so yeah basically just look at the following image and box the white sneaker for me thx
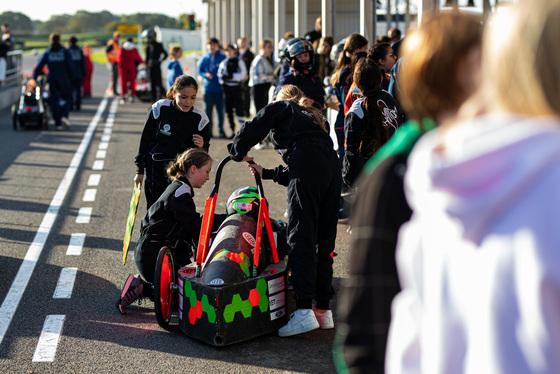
[278,309,319,337]
[254,142,266,150]
[61,117,71,129]
[313,307,334,329]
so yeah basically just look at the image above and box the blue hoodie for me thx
[197,50,226,93]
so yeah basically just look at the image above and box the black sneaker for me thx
[117,274,145,314]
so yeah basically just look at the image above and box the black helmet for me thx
[284,38,315,71]
[145,29,156,40]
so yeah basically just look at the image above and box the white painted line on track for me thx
[0,97,110,346]
[66,233,86,256]
[76,207,93,223]
[101,135,111,142]
[32,315,66,362]
[98,142,109,150]
[53,268,78,299]
[96,150,107,159]
[82,188,97,202]
[103,128,112,135]
[87,174,101,186]
[92,160,104,170]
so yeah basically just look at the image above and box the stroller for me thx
[12,76,50,130]
[135,66,152,102]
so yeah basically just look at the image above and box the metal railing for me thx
[2,49,24,89]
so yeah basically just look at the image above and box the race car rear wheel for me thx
[154,246,176,329]
[11,104,17,130]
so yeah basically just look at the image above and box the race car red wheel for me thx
[154,246,177,329]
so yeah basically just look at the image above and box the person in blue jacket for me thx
[33,33,74,130]
[197,38,226,137]
[166,46,183,90]
[66,36,86,111]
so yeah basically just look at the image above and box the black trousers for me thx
[241,80,251,116]
[251,83,271,113]
[71,78,83,110]
[111,62,119,94]
[223,84,243,131]
[149,66,165,102]
[135,234,193,284]
[286,140,342,310]
[144,156,171,209]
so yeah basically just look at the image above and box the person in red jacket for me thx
[82,43,94,98]
[118,38,144,103]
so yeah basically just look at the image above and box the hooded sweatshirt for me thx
[386,114,560,374]
[118,41,144,73]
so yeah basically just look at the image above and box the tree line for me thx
[0,10,198,36]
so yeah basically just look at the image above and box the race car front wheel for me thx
[154,246,176,329]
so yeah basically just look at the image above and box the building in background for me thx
[200,0,498,56]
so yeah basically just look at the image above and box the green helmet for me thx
[226,186,260,217]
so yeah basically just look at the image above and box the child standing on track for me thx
[134,75,210,209]
[166,46,183,90]
[118,148,216,314]
[217,44,247,138]
[118,38,144,103]
[228,84,342,337]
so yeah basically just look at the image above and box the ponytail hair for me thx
[276,84,327,132]
[167,148,212,180]
[166,74,198,99]
[353,58,388,156]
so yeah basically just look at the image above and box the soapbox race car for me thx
[153,156,289,346]
[12,77,50,130]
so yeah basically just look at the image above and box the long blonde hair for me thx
[481,0,560,116]
[277,85,327,132]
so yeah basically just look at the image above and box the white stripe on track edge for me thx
[83,188,97,202]
[53,268,78,299]
[66,233,86,256]
[0,97,113,346]
[32,314,66,362]
[76,207,93,223]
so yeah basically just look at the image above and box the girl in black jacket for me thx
[228,84,342,337]
[343,58,403,187]
[134,75,210,208]
[118,148,214,314]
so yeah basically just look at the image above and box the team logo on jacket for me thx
[377,99,399,131]
[199,118,208,131]
[160,124,172,136]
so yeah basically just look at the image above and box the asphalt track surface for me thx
[0,55,352,373]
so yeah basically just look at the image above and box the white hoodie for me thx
[386,114,560,374]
